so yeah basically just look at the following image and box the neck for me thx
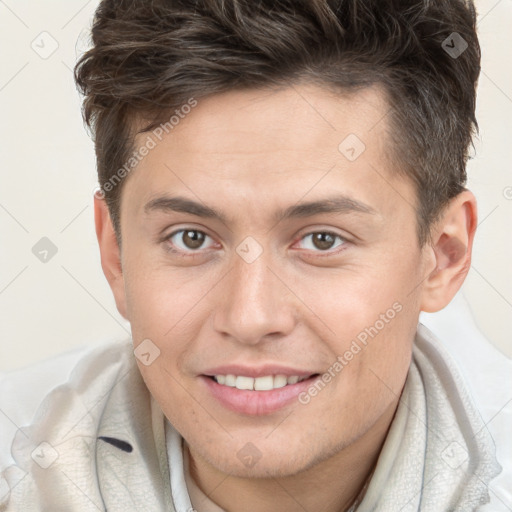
[186,398,399,512]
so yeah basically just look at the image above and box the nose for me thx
[213,248,297,346]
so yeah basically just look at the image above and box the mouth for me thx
[201,372,321,415]
[209,373,315,390]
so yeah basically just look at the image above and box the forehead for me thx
[122,83,415,228]
[157,83,392,161]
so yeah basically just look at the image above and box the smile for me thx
[212,374,311,391]
[203,373,321,415]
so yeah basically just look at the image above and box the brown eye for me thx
[298,232,346,253]
[166,229,213,253]
[181,230,205,249]
[312,232,336,250]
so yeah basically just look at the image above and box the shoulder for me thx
[0,338,133,471]
[419,295,512,511]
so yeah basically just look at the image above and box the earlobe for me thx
[94,192,128,319]
[419,190,477,313]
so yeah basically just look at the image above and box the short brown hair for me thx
[75,0,481,246]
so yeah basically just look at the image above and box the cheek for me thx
[311,253,421,410]
[124,261,214,386]
[312,256,419,341]
[123,255,203,334]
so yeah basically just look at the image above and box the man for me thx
[1,0,510,510]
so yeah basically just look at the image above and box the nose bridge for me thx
[214,246,295,345]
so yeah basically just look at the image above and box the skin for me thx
[94,83,477,512]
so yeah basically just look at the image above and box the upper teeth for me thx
[214,374,308,390]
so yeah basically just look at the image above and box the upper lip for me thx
[201,364,318,378]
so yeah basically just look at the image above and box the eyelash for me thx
[162,229,348,258]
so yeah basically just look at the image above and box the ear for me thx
[94,191,128,320]
[420,190,477,313]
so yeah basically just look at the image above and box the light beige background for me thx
[0,0,511,371]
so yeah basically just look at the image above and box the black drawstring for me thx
[97,436,133,453]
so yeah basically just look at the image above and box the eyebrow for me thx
[144,194,377,224]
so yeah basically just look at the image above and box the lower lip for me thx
[201,375,319,415]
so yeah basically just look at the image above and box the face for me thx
[115,83,431,478]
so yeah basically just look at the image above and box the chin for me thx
[217,456,313,479]
[193,436,327,479]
